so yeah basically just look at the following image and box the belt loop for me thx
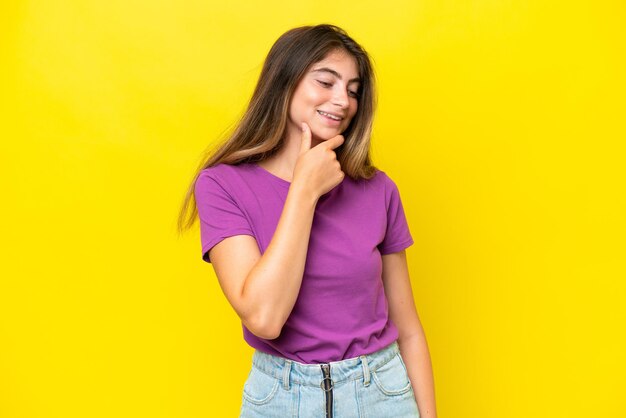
[360,355,371,387]
[282,359,292,390]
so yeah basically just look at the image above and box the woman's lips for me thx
[317,110,342,126]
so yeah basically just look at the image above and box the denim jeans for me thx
[239,340,420,417]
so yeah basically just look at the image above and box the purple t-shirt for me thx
[194,162,414,364]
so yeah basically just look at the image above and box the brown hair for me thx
[177,24,378,234]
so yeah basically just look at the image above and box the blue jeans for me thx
[239,340,420,417]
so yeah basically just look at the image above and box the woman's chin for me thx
[311,127,343,141]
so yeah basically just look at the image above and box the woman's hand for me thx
[292,122,345,199]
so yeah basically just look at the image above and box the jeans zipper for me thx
[320,363,333,418]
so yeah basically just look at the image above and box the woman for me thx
[178,24,437,418]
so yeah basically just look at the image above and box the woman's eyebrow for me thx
[311,67,361,84]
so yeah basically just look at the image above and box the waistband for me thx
[251,341,400,389]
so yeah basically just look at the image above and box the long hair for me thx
[177,24,378,234]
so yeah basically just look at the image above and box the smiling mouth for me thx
[317,110,344,121]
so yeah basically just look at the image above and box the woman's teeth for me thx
[318,110,341,121]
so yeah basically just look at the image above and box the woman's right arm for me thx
[207,123,345,340]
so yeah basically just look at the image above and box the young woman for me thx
[178,24,436,418]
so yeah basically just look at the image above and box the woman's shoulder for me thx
[355,166,395,187]
[354,168,406,203]
[195,163,255,196]
[197,162,257,184]
[199,162,249,176]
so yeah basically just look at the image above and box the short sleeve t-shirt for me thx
[194,162,414,364]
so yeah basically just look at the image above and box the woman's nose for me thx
[331,86,349,108]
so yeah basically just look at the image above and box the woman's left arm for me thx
[382,250,437,418]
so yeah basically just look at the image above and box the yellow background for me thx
[2,1,625,417]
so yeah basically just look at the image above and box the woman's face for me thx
[288,49,360,143]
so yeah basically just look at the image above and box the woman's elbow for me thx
[242,314,282,340]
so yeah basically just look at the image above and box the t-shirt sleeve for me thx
[377,175,414,255]
[194,171,255,264]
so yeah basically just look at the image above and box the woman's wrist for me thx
[289,180,320,206]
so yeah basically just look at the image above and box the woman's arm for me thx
[207,124,345,340]
[208,184,318,340]
[382,250,437,418]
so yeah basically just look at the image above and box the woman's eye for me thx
[317,80,359,99]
